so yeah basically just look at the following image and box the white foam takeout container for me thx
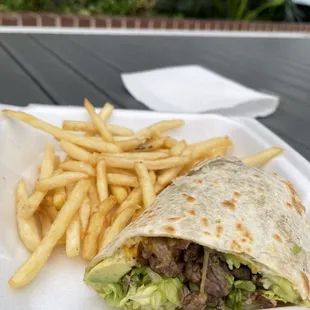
[0,104,310,310]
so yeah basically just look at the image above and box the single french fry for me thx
[54,155,60,168]
[108,124,133,137]
[132,205,144,220]
[96,160,109,202]
[155,183,165,195]
[42,198,58,222]
[136,120,185,137]
[106,167,136,176]
[53,187,66,210]
[101,206,136,249]
[157,166,183,187]
[79,196,91,240]
[113,187,142,220]
[210,146,229,158]
[189,136,232,148]
[39,211,52,238]
[170,140,186,156]
[99,102,114,121]
[104,156,190,170]
[107,173,139,187]
[165,137,178,148]
[100,151,168,160]
[116,137,147,152]
[135,136,167,152]
[89,177,100,213]
[16,179,41,252]
[63,120,133,136]
[99,225,110,251]
[82,212,105,259]
[149,170,156,184]
[242,147,284,167]
[59,140,96,166]
[59,160,96,176]
[36,172,88,192]
[82,196,117,260]
[110,185,128,204]
[19,144,55,219]
[9,179,90,288]
[3,110,120,153]
[66,214,81,257]
[135,162,156,208]
[84,98,114,142]
[189,137,232,160]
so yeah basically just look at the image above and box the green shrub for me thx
[0,0,303,21]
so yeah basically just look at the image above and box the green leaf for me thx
[235,0,248,20]
[225,288,243,310]
[292,244,302,255]
[234,280,256,292]
[244,0,285,21]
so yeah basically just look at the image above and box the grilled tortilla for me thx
[85,157,310,309]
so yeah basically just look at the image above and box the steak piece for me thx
[256,294,277,308]
[181,292,207,310]
[138,238,184,277]
[231,266,251,280]
[205,254,233,298]
[185,262,202,283]
[184,243,203,263]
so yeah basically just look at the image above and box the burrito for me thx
[84,157,310,309]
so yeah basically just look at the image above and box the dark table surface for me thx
[1,33,310,159]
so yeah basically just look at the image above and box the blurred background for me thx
[1,0,310,23]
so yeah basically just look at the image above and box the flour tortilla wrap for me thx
[85,157,310,308]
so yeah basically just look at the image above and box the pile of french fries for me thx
[3,100,284,289]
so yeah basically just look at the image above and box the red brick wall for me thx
[1,12,310,32]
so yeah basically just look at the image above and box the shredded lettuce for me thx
[264,276,299,303]
[94,267,182,310]
[226,288,243,310]
[234,280,256,292]
[225,254,241,270]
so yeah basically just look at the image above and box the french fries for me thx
[63,120,133,136]
[114,187,142,219]
[136,120,185,137]
[110,185,128,204]
[36,172,88,192]
[101,206,137,249]
[82,196,117,260]
[104,156,191,170]
[59,140,96,166]
[84,98,114,142]
[242,147,284,167]
[53,186,67,211]
[5,99,285,289]
[99,102,114,121]
[115,137,147,152]
[66,214,81,257]
[9,179,90,288]
[19,143,55,219]
[79,196,91,239]
[107,173,139,187]
[136,136,167,152]
[135,162,156,208]
[59,160,96,176]
[16,179,41,252]
[100,152,168,160]
[96,160,109,202]
[3,110,120,153]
